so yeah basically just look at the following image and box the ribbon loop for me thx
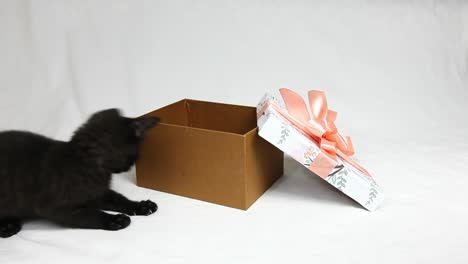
[308,90,328,123]
[277,88,369,177]
[279,88,311,123]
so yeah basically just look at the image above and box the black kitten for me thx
[0,109,159,238]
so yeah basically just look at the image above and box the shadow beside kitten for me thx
[0,109,159,238]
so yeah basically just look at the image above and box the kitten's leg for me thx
[39,206,131,231]
[97,190,158,216]
[0,217,22,238]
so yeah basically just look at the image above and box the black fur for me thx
[0,109,159,238]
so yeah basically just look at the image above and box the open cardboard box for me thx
[136,99,284,210]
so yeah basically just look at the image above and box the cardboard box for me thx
[136,99,284,210]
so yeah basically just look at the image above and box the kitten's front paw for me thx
[133,200,158,216]
[0,221,21,238]
[104,214,131,231]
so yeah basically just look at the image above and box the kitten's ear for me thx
[132,117,160,137]
[88,108,121,123]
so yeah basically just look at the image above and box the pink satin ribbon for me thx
[258,88,371,178]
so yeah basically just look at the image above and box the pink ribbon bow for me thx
[259,88,371,178]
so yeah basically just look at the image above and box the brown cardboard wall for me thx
[244,128,284,207]
[185,100,257,135]
[145,99,257,135]
[137,99,284,210]
[137,122,247,209]
[145,100,188,126]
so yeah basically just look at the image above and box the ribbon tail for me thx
[345,136,355,156]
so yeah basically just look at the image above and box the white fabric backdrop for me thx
[1,1,467,263]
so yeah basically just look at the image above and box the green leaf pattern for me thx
[327,165,347,190]
[277,125,290,144]
[365,184,379,206]
[303,147,320,167]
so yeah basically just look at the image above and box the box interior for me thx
[145,99,258,135]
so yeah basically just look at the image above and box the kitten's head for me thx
[72,108,159,173]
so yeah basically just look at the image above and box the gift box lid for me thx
[256,88,384,211]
